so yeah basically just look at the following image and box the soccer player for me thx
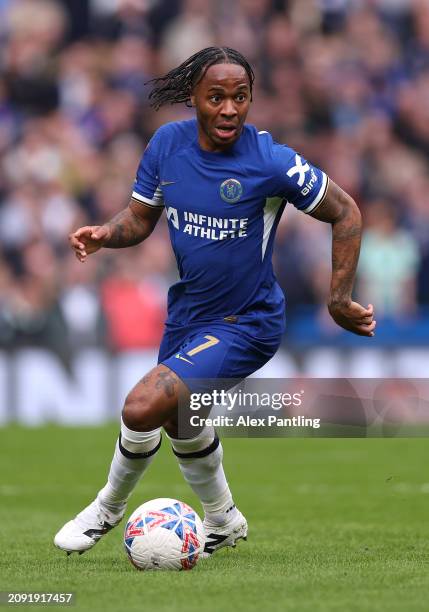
[54,47,376,556]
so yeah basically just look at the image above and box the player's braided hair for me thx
[147,47,255,110]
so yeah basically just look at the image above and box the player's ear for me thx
[190,94,196,107]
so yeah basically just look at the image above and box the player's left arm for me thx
[310,179,376,337]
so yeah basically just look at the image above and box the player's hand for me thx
[68,225,111,262]
[327,300,376,337]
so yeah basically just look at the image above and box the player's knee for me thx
[122,391,159,432]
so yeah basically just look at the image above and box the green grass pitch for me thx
[0,425,428,611]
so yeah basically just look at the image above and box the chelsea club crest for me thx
[220,178,243,203]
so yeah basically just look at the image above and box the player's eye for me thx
[236,93,247,102]
[210,95,222,103]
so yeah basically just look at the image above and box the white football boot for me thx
[202,506,248,557]
[54,497,126,555]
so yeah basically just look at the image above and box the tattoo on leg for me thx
[155,371,178,398]
[139,373,152,386]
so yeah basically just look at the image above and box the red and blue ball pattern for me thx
[124,498,205,570]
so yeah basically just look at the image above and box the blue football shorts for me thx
[158,320,282,393]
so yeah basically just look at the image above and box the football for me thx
[123,498,205,570]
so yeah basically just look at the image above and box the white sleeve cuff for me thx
[132,185,164,208]
[301,173,329,214]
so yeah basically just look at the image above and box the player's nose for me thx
[220,98,238,117]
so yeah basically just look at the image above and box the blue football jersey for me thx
[132,119,328,338]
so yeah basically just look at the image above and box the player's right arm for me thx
[69,201,162,262]
[70,126,168,262]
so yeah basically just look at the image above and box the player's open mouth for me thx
[214,126,237,140]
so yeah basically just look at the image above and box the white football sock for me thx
[167,426,237,519]
[98,419,161,513]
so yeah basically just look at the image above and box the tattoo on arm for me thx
[104,207,150,248]
[310,180,362,305]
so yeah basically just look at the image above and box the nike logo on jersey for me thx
[175,353,194,365]
[160,180,177,186]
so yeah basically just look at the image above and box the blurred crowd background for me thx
[1,0,428,358]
